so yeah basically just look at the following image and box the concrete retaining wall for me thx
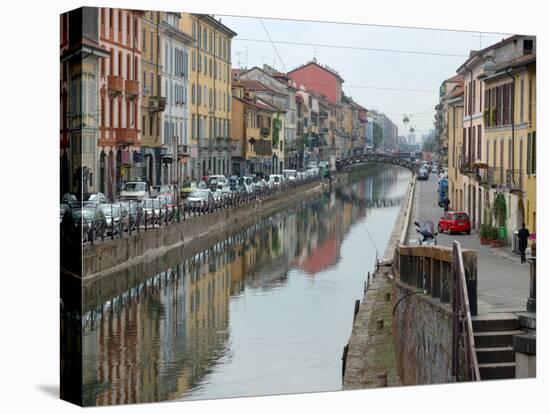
[392,280,453,385]
[82,180,323,279]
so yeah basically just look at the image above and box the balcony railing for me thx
[114,128,138,144]
[107,75,124,94]
[125,80,140,97]
[177,144,189,156]
[506,169,524,192]
[148,96,166,112]
[459,155,475,174]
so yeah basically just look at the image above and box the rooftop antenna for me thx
[472,32,492,49]
[245,46,249,68]
[236,51,243,69]
[314,46,317,61]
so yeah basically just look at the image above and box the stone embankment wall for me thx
[392,280,453,385]
[343,173,416,389]
[82,180,324,279]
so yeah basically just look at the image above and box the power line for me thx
[213,13,513,37]
[234,38,469,58]
[258,18,287,72]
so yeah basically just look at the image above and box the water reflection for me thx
[82,165,411,405]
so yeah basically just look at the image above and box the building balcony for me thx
[319,111,328,119]
[114,128,138,145]
[148,96,166,112]
[506,169,524,192]
[177,144,189,156]
[108,75,124,94]
[125,80,140,97]
[458,155,476,175]
[260,127,270,137]
[253,138,272,156]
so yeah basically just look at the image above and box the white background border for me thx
[0,0,546,413]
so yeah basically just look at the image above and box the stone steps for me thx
[478,362,516,380]
[472,313,520,332]
[475,346,514,364]
[474,329,524,348]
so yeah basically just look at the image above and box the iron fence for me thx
[61,175,321,245]
[506,169,524,191]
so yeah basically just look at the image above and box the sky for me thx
[214,14,513,140]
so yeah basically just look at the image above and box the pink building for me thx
[98,8,144,200]
[287,59,344,105]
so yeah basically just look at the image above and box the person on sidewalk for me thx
[443,197,450,212]
[518,223,530,263]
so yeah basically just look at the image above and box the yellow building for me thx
[179,14,237,179]
[446,84,466,211]
[482,53,536,238]
[231,80,279,176]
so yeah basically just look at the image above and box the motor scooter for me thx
[413,220,438,245]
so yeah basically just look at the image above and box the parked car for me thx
[86,192,108,205]
[98,203,123,235]
[282,169,298,182]
[306,167,320,178]
[61,193,78,205]
[438,211,471,235]
[140,198,162,224]
[73,206,107,242]
[119,181,153,200]
[180,181,195,200]
[117,200,140,231]
[60,203,70,224]
[418,168,429,181]
[186,189,213,210]
[307,161,318,169]
[318,161,329,169]
[267,174,284,188]
[438,177,449,206]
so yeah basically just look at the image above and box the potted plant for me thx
[480,224,490,245]
[490,227,500,247]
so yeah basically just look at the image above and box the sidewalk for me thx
[407,175,530,315]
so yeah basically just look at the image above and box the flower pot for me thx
[480,237,489,245]
[490,239,500,248]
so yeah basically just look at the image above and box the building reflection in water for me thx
[82,165,409,406]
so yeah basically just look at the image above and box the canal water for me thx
[81,165,412,406]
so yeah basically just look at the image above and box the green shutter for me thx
[527,132,532,175]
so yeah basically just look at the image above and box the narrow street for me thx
[408,173,530,314]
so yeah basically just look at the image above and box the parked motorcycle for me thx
[413,220,438,245]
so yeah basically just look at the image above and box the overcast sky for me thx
[214,14,512,139]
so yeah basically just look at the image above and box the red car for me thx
[438,211,471,235]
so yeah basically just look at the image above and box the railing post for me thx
[527,257,536,312]
[440,260,451,303]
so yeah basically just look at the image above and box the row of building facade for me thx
[60,7,398,201]
[435,35,536,243]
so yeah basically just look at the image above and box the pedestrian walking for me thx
[518,223,530,263]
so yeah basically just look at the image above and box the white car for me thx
[267,174,284,187]
[208,175,226,187]
[282,169,297,181]
[318,161,329,169]
[186,189,213,209]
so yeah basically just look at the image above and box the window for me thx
[477,125,481,161]
[117,51,122,76]
[192,51,196,71]
[142,28,146,50]
[524,39,534,55]
[204,55,207,74]
[149,115,153,136]
[192,114,196,138]
[528,78,533,125]
[520,78,525,124]
[150,32,154,60]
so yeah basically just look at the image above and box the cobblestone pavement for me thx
[407,174,530,314]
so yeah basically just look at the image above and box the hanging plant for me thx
[272,114,281,147]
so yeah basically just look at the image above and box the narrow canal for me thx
[81,165,412,406]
